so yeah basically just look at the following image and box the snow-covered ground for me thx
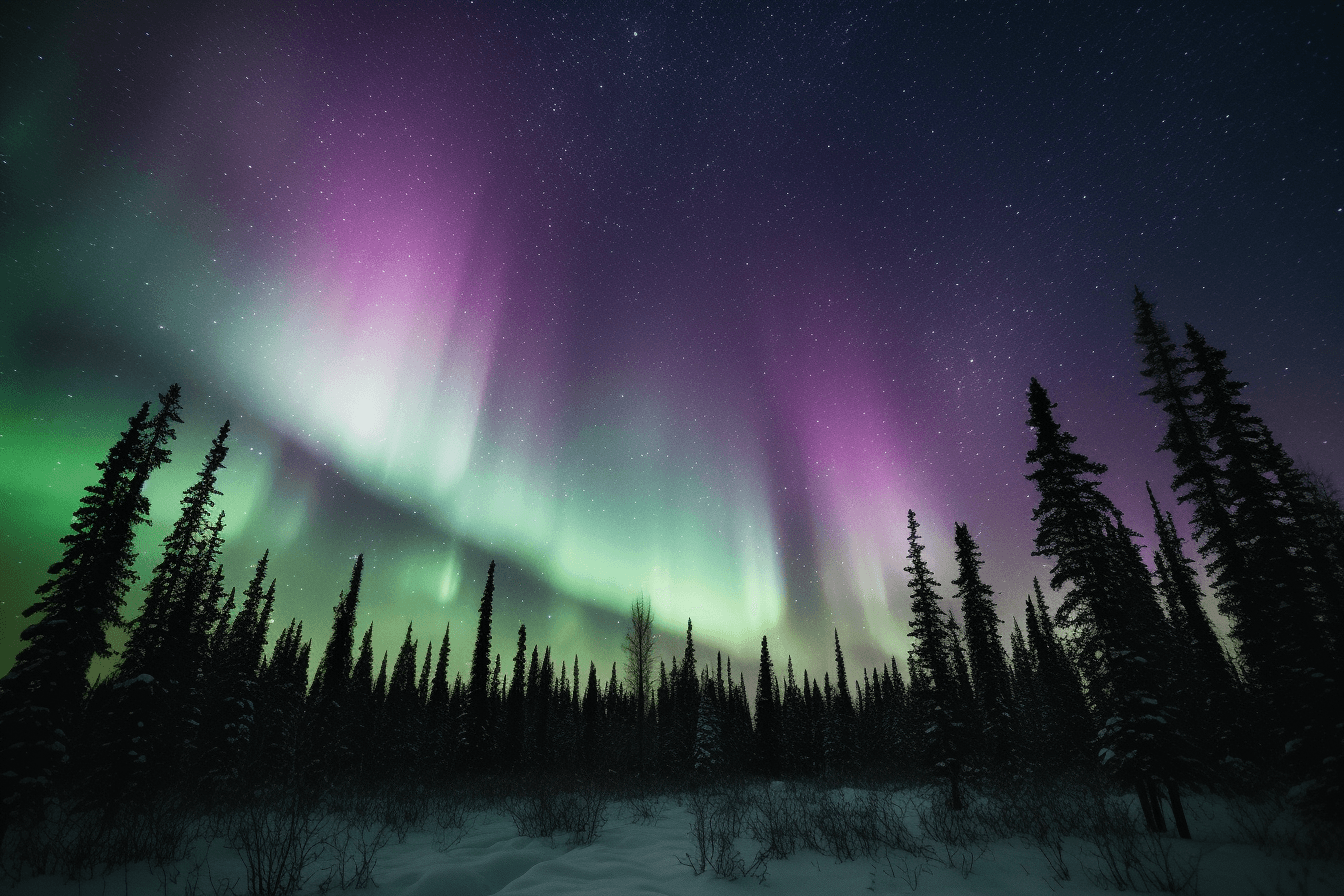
[4,784,1340,895]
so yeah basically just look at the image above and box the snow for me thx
[4,786,1340,896]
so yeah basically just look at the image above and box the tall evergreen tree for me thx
[118,422,230,683]
[310,555,365,708]
[754,636,780,775]
[904,510,963,806]
[779,657,807,776]
[90,422,230,805]
[198,552,277,793]
[1134,291,1336,770]
[306,554,365,780]
[823,630,856,775]
[1026,378,1191,835]
[425,623,451,771]
[1185,327,1332,759]
[462,562,496,765]
[952,523,1014,764]
[0,388,180,829]
[348,623,377,779]
[253,619,312,788]
[1132,289,1234,560]
[385,624,421,773]
[581,661,602,768]
[1024,582,1093,768]
[1146,483,1237,756]
[504,625,527,768]
[692,672,725,776]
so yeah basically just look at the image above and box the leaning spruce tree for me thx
[0,387,180,832]
[85,421,230,807]
[1184,327,1333,757]
[1133,291,1339,777]
[1025,377,1192,836]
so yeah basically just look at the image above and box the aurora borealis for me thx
[2,1,1341,685]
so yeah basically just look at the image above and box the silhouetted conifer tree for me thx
[1134,291,1338,774]
[824,631,857,775]
[693,671,725,775]
[198,552,276,793]
[1023,582,1093,770]
[1026,378,1191,835]
[1146,483,1238,759]
[0,388,180,830]
[1185,327,1332,763]
[348,623,376,779]
[309,555,364,709]
[306,554,364,781]
[119,422,230,683]
[462,562,496,765]
[780,657,807,776]
[582,661,602,768]
[905,510,963,806]
[952,523,1014,765]
[91,421,229,805]
[424,623,451,772]
[254,619,311,787]
[503,625,527,768]
[385,624,421,773]
[754,636,780,775]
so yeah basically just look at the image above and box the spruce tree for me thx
[89,421,230,805]
[582,661,602,768]
[754,636,780,776]
[823,630,857,775]
[1185,327,1331,759]
[904,510,963,806]
[1024,582,1093,768]
[253,619,311,788]
[198,552,276,793]
[952,523,1014,765]
[462,562,496,765]
[1132,289,1234,557]
[119,421,230,683]
[306,555,365,781]
[1135,291,1337,769]
[504,625,528,768]
[425,623,451,772]
[693,674,726,775]
[0,388,180,829]
[780,657,806,776]
[1026,378,1190,835]
[1146,483,1237,757]
[417,641,433,707]
[385,624,421,773]
[348,624,376,780]
[310,555,365,708]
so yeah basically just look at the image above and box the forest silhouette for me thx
[1,289,1339,887]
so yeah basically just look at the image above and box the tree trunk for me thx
[1146,779,1168,832]
[1166,779,1191,839]
[1136,780,1158,832]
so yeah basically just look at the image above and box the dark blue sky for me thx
[2,0,1341,682]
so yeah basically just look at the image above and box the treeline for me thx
[1,289,1340,842]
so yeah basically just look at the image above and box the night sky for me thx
[2,1,1341,687]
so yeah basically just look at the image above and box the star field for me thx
[1,0,1340,682]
